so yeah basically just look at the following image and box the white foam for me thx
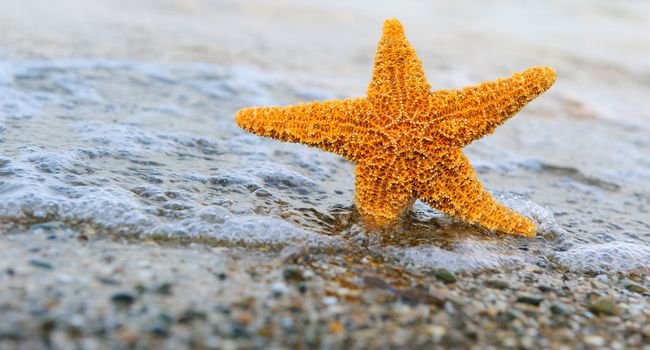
[554,241,650,274]
[217,216,345,248]
[497,193,567,238]
[390,241,528,272]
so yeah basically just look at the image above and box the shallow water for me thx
[1,1,649,274]
[1,58,648,274]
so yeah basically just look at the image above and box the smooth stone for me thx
[283,268,305,283]
[516,294,544,306]
[363,275,391,290]
[623,282,648,295]
[588,298,620,316]
[29,259,53,270]
[550,303,568,315]
[29,222,66,232]
[111,293,136,306]
[485,279,509,290]
[433,269,457,284]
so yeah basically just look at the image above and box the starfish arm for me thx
[367,19,432,118]
[354,156,415,225]
[429,67,556,147]
[415,149,537,237]
[235,98,371,161]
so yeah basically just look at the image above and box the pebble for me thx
[179,310,207,323]
[516,294,544,306]
[397,285,445,306]
[550,303,569,315]
[283,267,305,283]
[623,282,648,295]
[29,222,66,233]
[155,282,174,295]
[485,279,510,290]
[29,259,53,270]
[434,269,457,284]
[584,335,605,347]
[428,325,446,341]
[56,274,73,284]
[111,293,136,306]
[595,274,609,283]
[271,282,288,297]
[496,310,517,325]
[329,321,344,333]
[588,298,620,316]
[363,275,391,290]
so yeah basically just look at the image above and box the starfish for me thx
[235,19,556,237]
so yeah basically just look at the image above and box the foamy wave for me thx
[390,241,528,272]
[554,241,650,273]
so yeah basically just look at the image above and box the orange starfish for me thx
[235,19,556,237]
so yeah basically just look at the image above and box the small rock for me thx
[537,285,554,293]
[588,298,620,316]
[363,275,391,290]
[516,294,544,306]
[550,303,568,315]
[329,321,344,333]
[271,282,288,297]
[433,269,457,284]
[495,310,517,325]
[178,310,207,323]
[397,286,445,306]
[283,268,305,283]
[150,325,168,337]
[427,325,446,341]
[155,282,173,295]
[623,282,648,295]
[111,292,136,306]
[595,274,609,283]
[485,279,509,290]
[29,222,66,233]
[583,335,605,347]
[56,274,73,284]
[29,259,53,270]
[117,329,138,344]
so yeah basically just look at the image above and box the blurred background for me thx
[2,0,649,123]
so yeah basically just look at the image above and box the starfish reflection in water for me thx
[236,19,556,237]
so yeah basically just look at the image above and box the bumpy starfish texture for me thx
[236,19,556,237]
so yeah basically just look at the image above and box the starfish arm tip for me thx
[511,216,538,238]
[234,108,251,128]
[382,18,405,36]
[527,66,557,91]
[522,222,538,238]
